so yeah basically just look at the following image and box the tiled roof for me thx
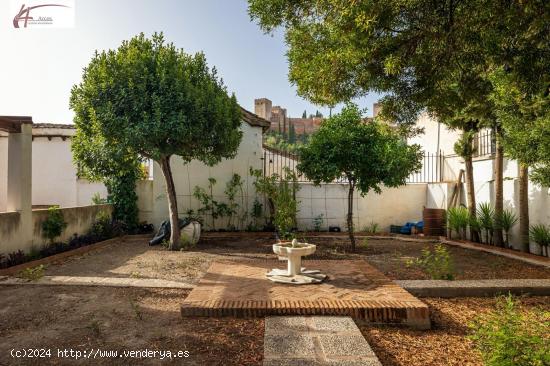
[241,107,271,130]
[33,123,75,129]
[32,107,270,131]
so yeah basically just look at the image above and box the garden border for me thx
[396,279,550,297]
[440,238,550,268]
[0,234,151,276]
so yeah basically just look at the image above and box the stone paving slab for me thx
[0,275,195,289]
[397,279,550,297]
[264,316,382,366]
[180,259,430,329]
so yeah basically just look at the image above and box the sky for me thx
[0,0,380,124]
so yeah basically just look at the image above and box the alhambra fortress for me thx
[255,98,384,136]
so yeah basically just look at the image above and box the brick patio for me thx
[181,259,430,329]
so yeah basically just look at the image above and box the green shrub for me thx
[478,202,495,244]
[363,221,379,234]
[529,224,550,256]
[313,214,324,232]
[41,206,67,244]
[91,192,107,205]
[18,265,45,281]
[447,206,469,239]
[250,167,300,239]
[497,209,518,247]
[408,243,454,280]
[469,295,549,366]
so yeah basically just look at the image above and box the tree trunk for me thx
[347,179,356,251]
[493,132,504,247]
[518,163,530,253]
[464,154,479,242]
[159,156,180,250]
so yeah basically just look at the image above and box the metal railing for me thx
[262,147,444,184]
[473,129,496,157]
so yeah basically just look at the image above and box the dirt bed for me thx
[358,296,550,366]
[0,285,263,366]
[41,235,550,283]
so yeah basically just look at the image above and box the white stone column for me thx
[7,123,33,249]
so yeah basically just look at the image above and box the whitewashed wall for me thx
[295,183,427,231]
[150,122,264,229]
[0,128,108,211]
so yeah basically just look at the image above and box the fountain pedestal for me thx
[266,240,327,284]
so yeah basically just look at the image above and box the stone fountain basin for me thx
[273,243,316,257]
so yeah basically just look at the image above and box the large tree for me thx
[71,33,242,249]
[297,105,422,250]
[248,0,550,248]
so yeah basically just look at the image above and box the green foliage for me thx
[225,173,244,230]
[359,237,369,249]
[408,244,454,280]
[313,214,324,232]
[41,206,67,244]
[179,233,196,251]
[264,131,308,153]
[91,193,107,205]
[363,221,379,234]
[71,32,242,249]
[250,167,300,239]
[497,209,518,247]
[478,203,495,244]
[297,104,422,250]
[105,173,139,231]
[529,224,550,255]
[468,295,549,366]
[18,265,45,281]
[447,206,469,240]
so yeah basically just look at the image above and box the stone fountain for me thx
[266,239,327,284]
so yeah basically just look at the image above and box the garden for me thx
[2,1,550,364]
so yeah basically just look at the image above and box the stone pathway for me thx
[397,278,550,297]
[0,275,195,289]
[263,316,382,366]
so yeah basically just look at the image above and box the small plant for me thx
[408,244,454,280]
[41,206,67,244]
[359,237,369,249]
[447,206,469,239]
[129,298,143,320]
[179,233,196,251]
[250,198,263,230]
[468,295,549,366]
[91,192,107,205]
[86,319,102,337]
[250,167,300,239]
[497,209,518,248]
[313,214,324,232]
[224,174,243,230]
[363,221,379,234]
[468,213,482,242]
[18,265,45,281]
[529,224,550,257]
[478,202,495,244]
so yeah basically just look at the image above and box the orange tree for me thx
[297,105,422,250]
[71,33,242,249]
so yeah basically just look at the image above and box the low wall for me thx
[296,183,427,232]
[31,204,113,248]
[0,211,23,254]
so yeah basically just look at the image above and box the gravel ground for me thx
[358,296,550,366]
[42,235,550,283]
[0,286,263,366]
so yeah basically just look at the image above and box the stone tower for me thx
[254,98,272,121]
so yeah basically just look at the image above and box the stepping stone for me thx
[264,316,382,366]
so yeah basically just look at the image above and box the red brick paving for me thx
[181,259,430,329]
